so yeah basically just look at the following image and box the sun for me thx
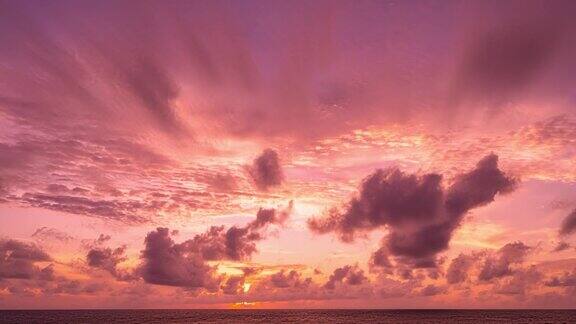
[242,282,252,293]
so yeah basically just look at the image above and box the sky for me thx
[0,0,576,309]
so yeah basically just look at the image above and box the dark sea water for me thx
[1,310,575,323]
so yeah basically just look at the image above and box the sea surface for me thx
[1,309,575,323]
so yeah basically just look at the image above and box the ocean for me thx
[1,310,575,323]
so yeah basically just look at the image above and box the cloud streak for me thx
[0,239,52,280]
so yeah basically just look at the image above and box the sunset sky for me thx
[1,0,576,309]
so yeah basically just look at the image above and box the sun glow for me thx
[242,282,252,293]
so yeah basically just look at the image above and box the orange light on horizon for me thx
[231,301,258,309]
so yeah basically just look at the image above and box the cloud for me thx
[479,242,531,281]
[0,239,52,280]
[86,245,135,281]
[450,21,562,108]
[495,266,542,296]
[120,56,183,135]
[269,270,312,289]
[446,253,477,284]
[545,269,576,287]
[31,227,74,243]
[248,201,292,230]
[553,241,571,252]
[309,154,517,268]
[19,193,150,224]
[221,276,245,295]
[559,208,576,236]
[140,227,221,290]
[419,284,447,297]
[139,204,291,288]
[207,173,237,192]
[183,203,292,262]
[248,149,284,191]
[324,265,367,290]
[377,277,417,299]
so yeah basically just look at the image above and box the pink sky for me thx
[1,0,575,309]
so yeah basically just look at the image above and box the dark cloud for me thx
[449,1,576,112]
[140,227,221,290]
[222,226,258,261]
[87,245,134,281]
[248,149,284,191]
[121,56,183,135]
[38,264,55,281]
[419,284,446,297]
[222,276,245,295]
[222,203,292,259]
[96,234,111,245]
[370,246,394,270]
[324,265,367,290]
[184,203,291,262]
[0,239,51,280]
[451,23,561,108]
[495,266,542,296]
[545,268,576,287]
[377,277,417,299]
[269,270,312,289]
[139,204,291,288]
[248,202,292,230]
[479,242,531,281]
[81,233,112,251]
[553,241,571,252]
[559,208,576,236]
[41,279,108,296]
[446,253,477,284]
[309,154,517,268]
[207,173,237,192]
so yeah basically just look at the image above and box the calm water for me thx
[1,310,575,323]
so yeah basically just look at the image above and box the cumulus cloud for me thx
[0,239,52,280]
[559,208,576,236]
[139,203,291,289]
[324,265,367,290]
[545,269,576,287]
[419,284,447,297]
[269,270,312,289]
[87,245,135,281]
[140,227,221,290]
[309,154,517,268]
[377,277,418,299]
[553,241,571,252]
[495,266,542,296]
[207,173,237,192]
[479,242,531,281]
[446,253,478,284]
[221,276,245,295]
[249,201,292,230]
[183,203,292,262]
[248,149,284,191]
